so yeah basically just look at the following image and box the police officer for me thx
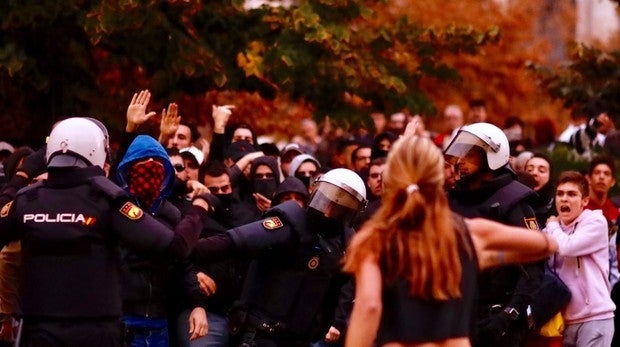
[193,168,366,347]
[444,122,543,347]
[0,117,210,347]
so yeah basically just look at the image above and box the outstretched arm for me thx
[465,218,558,271]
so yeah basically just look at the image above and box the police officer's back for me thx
[0,118,209,347]
[444,123,543,347]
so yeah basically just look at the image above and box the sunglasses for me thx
[369,173,382,179]
[207,185,232,194]
[173,164,185,172]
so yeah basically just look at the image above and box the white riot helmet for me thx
[444,122,509,171]
[308,168,367,225]
[46,117,109,168]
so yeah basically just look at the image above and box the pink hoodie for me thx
[544,209,615,324]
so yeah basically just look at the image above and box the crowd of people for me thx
[0,90,618,347]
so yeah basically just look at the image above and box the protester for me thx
[343,135,558,347]
[524,153,556,228]
[544,171,616,347]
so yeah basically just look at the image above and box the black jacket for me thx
[0,166,206,318]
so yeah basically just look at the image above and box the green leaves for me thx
[531,43,620,116]
[0,0,500,143]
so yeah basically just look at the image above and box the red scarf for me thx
[128,160,165,209]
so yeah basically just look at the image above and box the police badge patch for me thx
[308,256,320,270]
[262,217,283,230]
[524,217,539,230]
[0,201,13,218]
[119,202,144,220]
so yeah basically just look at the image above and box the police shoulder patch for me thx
[119,202,144,221]
[524,217,539,230]
[0,201,13,218]
[262,216,283,230]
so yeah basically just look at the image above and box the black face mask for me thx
[214,193,233,208]
[296,175,312,189]
[253,178,278,198]
[372,149,388,159]
[212,193,233,224]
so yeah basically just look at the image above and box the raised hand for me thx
[159,103,180,140]
[403,115,423,137]
[212,104,235,134]
[126,90,157,133]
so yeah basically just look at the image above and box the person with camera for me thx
[569,98,615,159]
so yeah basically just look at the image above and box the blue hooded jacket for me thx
[116,135,175,213]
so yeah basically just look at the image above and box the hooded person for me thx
[0,117,209,346]
[288,153,321,189]
[249,155,281,200]
[115,135,207,345]
[272,176,309,208]
[116,135,176,214]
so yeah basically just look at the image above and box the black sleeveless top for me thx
[376,213,479,344]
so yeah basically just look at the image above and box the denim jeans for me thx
[176,310,229,347]
[123,316,169,347]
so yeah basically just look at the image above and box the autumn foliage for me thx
[0,0,609,146]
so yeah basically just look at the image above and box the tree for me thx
[0,0,498,144]
[530,44,620,118]
[378,0,576,135]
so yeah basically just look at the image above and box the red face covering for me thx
[128,159,165,209]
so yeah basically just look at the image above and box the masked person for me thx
[116,135,208,345]
[250,155,281,214]
[444,122,543,347]
[0,118,209,347]
[288,154,321,191]
[192,168,366,347]
[179,160,261,347]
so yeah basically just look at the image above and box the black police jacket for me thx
[232,202,350,341]
[121,200,205,318]
[0,166,206,319]
[449,172,544,324]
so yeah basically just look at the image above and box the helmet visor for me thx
[308,181,362,224]
[444,130,495,160]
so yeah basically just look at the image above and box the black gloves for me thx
[18,147,47,179]
[476,311,512,344]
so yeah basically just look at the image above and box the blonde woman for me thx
[344,135,558,347]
